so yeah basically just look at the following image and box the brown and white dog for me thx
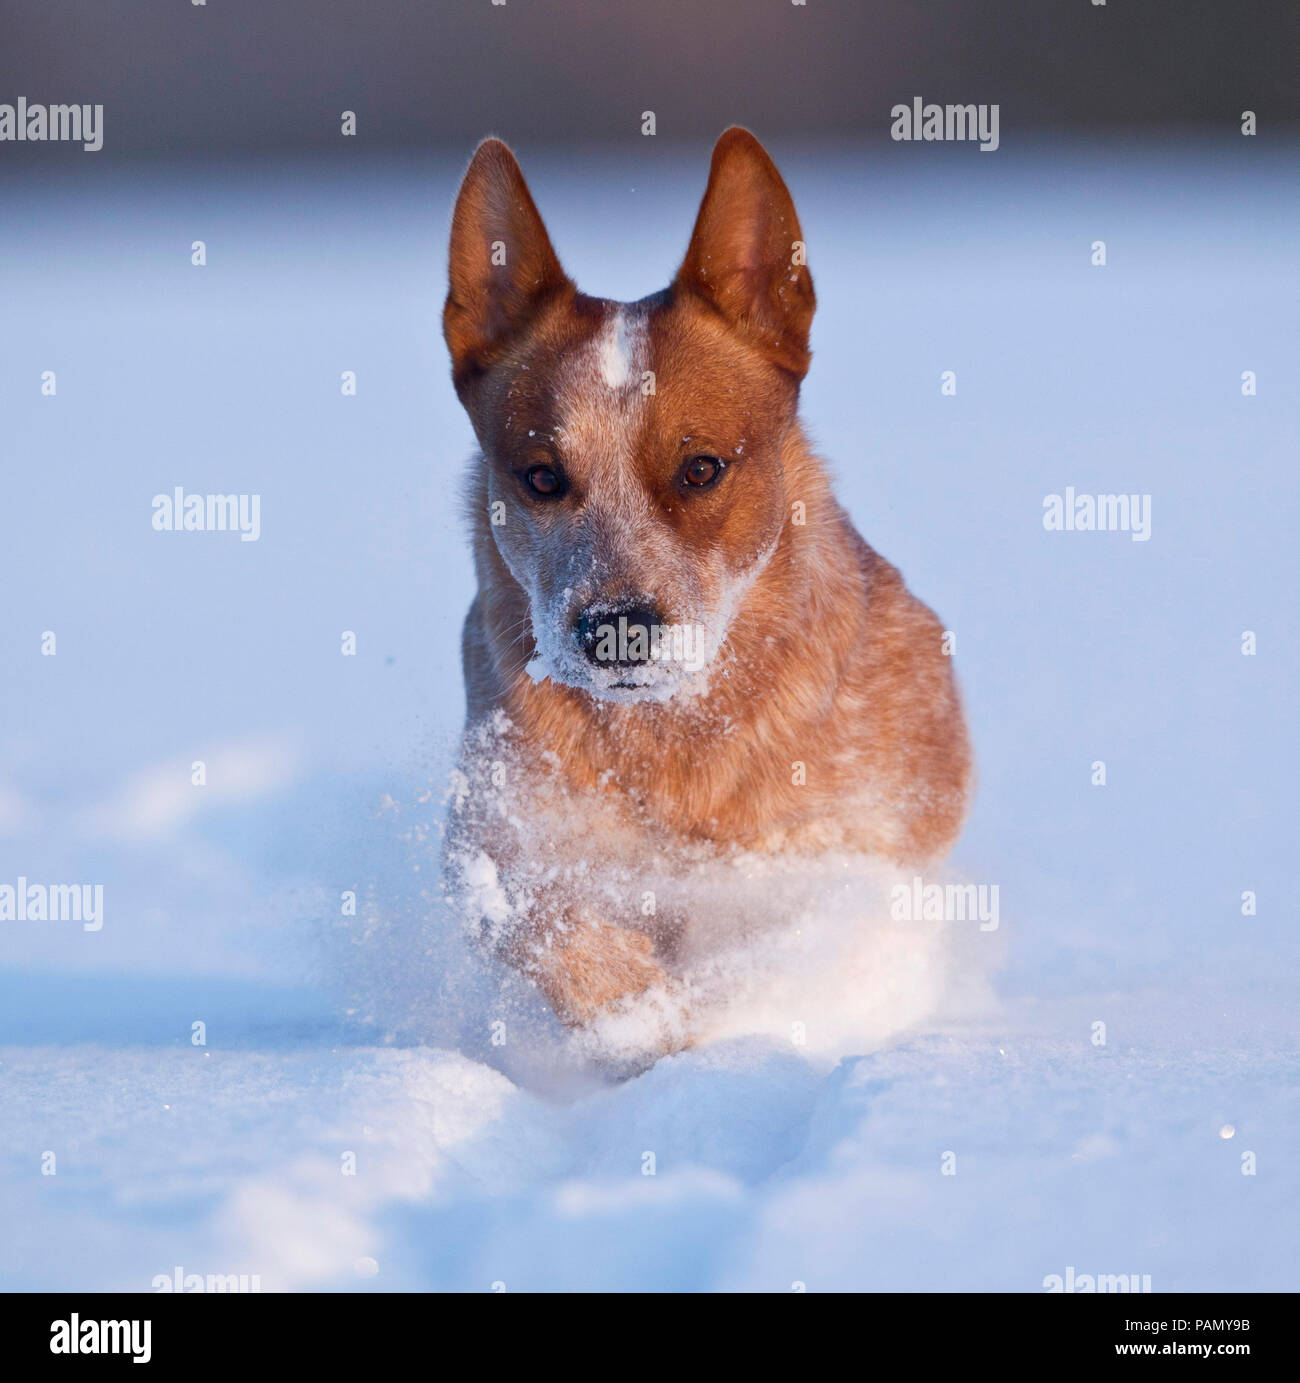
[441,128,971,1047]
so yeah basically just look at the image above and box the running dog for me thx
[441,128,971,1043]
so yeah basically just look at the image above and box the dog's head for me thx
[444,128,815,703]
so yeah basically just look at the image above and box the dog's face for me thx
[444,129,815,702]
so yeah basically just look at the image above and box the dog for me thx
[441,128,971,1047]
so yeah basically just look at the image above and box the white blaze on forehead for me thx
[553,304,652,497]
[597,307,643,391]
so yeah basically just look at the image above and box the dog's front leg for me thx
[445,727,688,1051]
[446,825,679,1030]
[514,908,670,1027]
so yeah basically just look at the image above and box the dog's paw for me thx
[575,975,695,1074]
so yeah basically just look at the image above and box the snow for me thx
[1,139,1297,1291]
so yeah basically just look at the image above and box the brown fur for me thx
[442,129,971,1039]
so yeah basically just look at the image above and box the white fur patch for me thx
[597,308,640,391]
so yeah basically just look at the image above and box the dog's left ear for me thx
[675,127,815,378]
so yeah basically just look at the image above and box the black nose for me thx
[575,605,663,666]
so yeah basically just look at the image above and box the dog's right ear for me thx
[444,139,571,392]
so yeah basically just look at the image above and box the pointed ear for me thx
[444,138,571,391]
[674,128,815,378]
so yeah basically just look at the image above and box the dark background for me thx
[1,0,1297,158]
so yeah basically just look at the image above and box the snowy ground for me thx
[1,138,1297,1291]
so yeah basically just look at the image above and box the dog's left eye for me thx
[682,455,724,488]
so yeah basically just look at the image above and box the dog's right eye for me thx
[524,465,564,497]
